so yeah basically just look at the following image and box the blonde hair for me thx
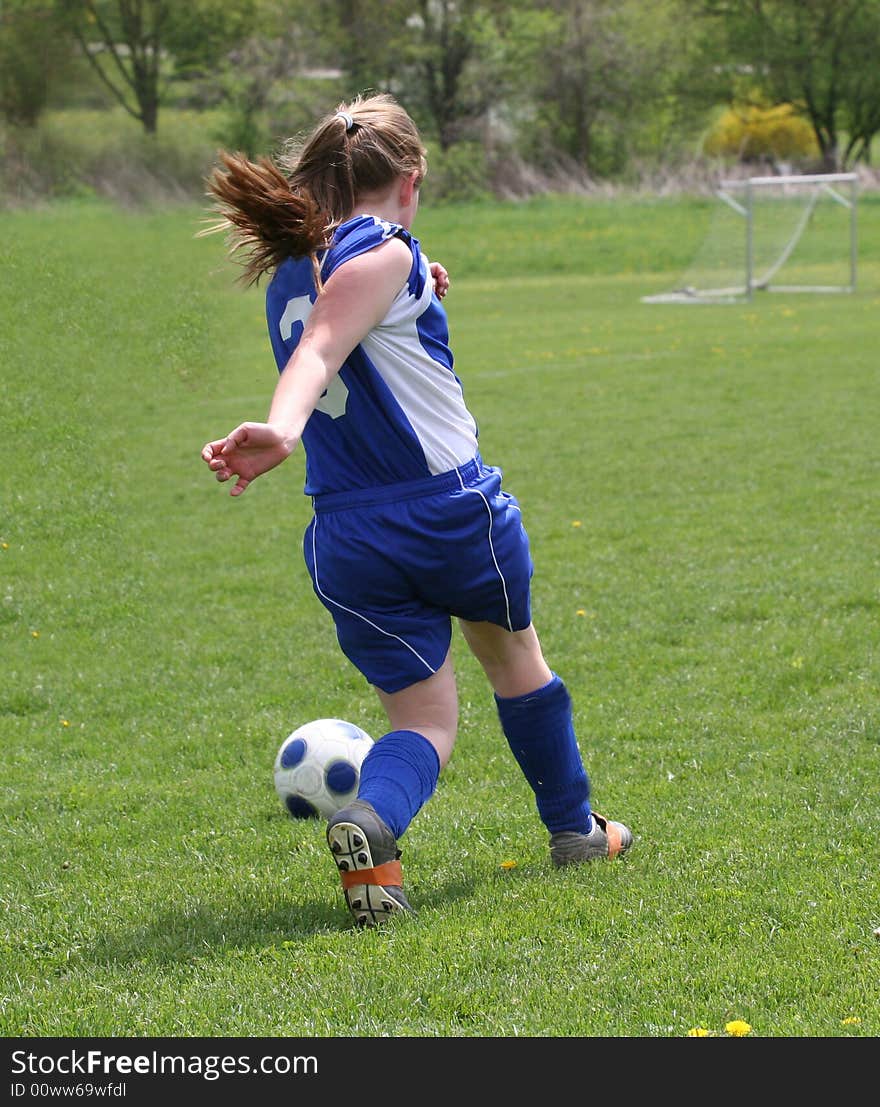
[201,93,428,287]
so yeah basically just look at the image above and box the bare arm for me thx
[201,238,413,496]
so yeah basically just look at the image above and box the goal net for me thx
[642,172,858,304]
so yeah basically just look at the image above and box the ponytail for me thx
[201,93,427,288]
[201,151,329,287]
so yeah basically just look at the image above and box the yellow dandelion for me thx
[687,1027,710,1037]
[841,1016,861,1026]
[61,719,70,728]
[571,520,582,527]
[1,541,8,549]
[576,609,586,617]
[500,860,517,870]
[31,630,40,638]
[725,1019,752,1037]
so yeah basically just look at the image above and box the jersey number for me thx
[279,295,349,419]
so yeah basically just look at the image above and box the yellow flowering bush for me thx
[703,102,818,163]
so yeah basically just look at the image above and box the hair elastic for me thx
[335,111,355,132]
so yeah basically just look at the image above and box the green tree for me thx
[701,0,880,170]
[56,0,169,133]
[56,0,256,133]
[319,0,409,98]
[162,0,257,79]
[838,2,880,165]
[520,0,689,178]
[208,0,331,157]
[319,0,518,150]
[404,0,489,149]
[0,2,74,126]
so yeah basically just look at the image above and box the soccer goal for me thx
[642,172,858,304]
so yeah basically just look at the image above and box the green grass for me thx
[2,194,879,1040]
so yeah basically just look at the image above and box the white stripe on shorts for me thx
[456,466,514,631]
[310,518,438,677]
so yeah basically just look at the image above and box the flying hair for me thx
[199,93,428,289]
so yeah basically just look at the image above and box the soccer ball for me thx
[273,718,374,820]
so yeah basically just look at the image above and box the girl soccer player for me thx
[200,93,632,927]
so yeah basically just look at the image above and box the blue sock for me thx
[495,674,592,835]
[356,729,441,840]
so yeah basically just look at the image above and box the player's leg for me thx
[326,657,457,927]
[459,618,632,866]
[457,619,551,698]
[305,503,460,925]
[354,653,456,843]
[373,650,459,770]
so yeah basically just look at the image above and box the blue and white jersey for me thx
[265,215,479,497]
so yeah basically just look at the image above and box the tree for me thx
[405,0,488,150]
[838,2,880,165]
[518,0,689,178]
[56,0,256,134]
[0,2,74,126]
[162,0,259,79]
[320,0,410,99]
[208,0,329,158]
[56,0,168,133]
[318,0,492,150]
[701,0,880,170]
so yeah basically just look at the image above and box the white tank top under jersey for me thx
[264,215,479,497]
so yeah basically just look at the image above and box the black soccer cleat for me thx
[326,800,414,926]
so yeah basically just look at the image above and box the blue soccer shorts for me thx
[302,456,534,694]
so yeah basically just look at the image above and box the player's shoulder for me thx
[325,216,414,275]
[336,214,409,248]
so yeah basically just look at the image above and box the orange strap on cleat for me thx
[594,813,624,858]
[340,860,403,890]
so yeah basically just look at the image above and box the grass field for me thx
[1,193,879,1043]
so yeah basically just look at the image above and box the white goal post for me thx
[643,172,858,304]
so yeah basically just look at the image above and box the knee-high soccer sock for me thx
[495,674,592,835]
[356,729,441,840]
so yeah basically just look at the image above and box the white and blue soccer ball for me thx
[273,718,374,820]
